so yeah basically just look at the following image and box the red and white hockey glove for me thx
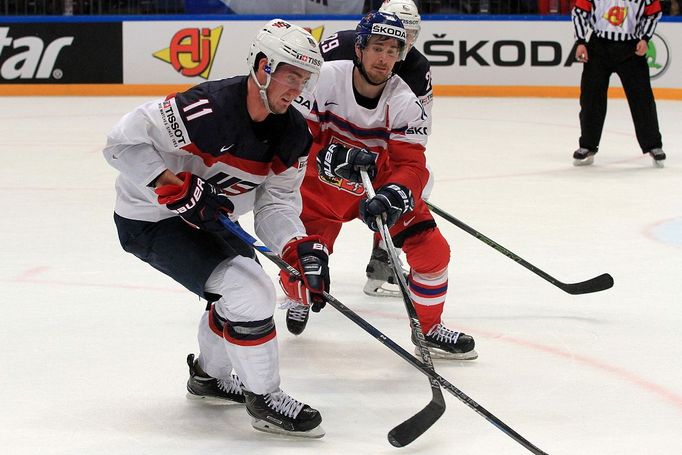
[155,172,234,232]
[279,236,330,312]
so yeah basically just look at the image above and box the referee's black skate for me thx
[648,148,666,168]
[573,147,597,166]
[412,324,478,360]
[186,353,245,404]
[244,389,324,438]
[285,302,310,335]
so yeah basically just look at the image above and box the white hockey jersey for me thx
[103,76,311,254]
[293,60,431,201]
[320,30,434,135]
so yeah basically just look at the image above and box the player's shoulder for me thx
[395,49,431,96]
[320,29,356,61]
[388,76,420,105]
[404,48,430,73]
[336,29,356,44]
[168,76,248,133]
[175,76,245,112]
[316,60,353,91]
[386,77,426,121]
[322,59,354,73]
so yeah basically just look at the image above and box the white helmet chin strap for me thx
[250,68,274,115]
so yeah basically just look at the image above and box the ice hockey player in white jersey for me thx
[103,19,330,438]
[321,0,432,118]
[287,11,477,360]
[320,0,435,298]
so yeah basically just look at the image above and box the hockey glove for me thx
[360,183,414,232]
[155,172,234,232]
[279,236,330,312]
[317,143,377,183]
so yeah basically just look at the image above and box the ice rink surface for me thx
[1,95,680,455]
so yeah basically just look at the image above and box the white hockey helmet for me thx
[247,19,323,113]
[379,0,421,47]
[247,19,323,78]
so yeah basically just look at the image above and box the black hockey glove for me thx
[155,172,234,232]
[360,183,414,232]
[316,143,377,183]
[279,236,330,312]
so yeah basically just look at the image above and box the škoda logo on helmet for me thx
[371,24,406,39]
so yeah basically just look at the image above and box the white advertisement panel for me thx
[124,20,353,84]
[123,20,680,89]
[418,20,678,88]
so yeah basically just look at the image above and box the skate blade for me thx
[185,392,245,405]
[573,156,594,166]
[251,418,325,438]
[363,279,401,298]
[415,346,478,361]
[652,159,665,168]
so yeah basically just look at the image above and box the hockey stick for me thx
[217,214,549,454]
[426,201,614,295]
[360,171,445,447]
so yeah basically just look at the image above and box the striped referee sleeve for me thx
[572,0,593,44]
[639,0,663,41]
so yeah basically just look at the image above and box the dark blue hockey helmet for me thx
[355,11,407,60]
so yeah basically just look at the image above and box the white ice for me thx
[1,95,680,455]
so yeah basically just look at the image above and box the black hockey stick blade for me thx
[560,272,614,295]
[426,201,614,296]
[388,394,446,447]
[361,170,446,447]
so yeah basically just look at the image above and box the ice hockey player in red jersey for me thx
[103,19,329,437]
[285,11,477,361]
[320,0,436,297]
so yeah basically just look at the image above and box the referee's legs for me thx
[578,56,611,151]
[617,54,663,152]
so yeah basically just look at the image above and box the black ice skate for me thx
[648,148,666,168]
[573,147,597,166]
[285,302,310,335]
[363,245,406,298]
[185,353,245,404]
[244,389,324,438]
[412,324,478,360]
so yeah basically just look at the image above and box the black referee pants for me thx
[579,36,662,153]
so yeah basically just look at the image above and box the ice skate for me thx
[363,245,405,298]
[284,301,310,335]
[648,148,666,168]
[185,354,245,404]
[573,147,596,166]
[245,389,324,438]
[412,324,478,360]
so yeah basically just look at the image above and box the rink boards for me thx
[1,16,681,98]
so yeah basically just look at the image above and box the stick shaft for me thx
[217,214,548,454]
[360,172,445,447]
